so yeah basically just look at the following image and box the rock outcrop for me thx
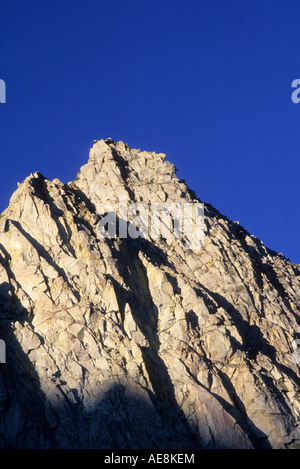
[0,138,299,449]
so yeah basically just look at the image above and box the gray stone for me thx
[0,138,299,449]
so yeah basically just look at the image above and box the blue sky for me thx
[0,0,299,263]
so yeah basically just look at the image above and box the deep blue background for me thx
[0,0,299,263]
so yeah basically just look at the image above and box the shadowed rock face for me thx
[0,138,299,449]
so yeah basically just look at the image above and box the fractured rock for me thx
[0,139,299,449]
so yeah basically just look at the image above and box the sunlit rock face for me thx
[0,138,299,449]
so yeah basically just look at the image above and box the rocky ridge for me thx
[0,138,299,448]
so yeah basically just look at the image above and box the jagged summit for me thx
[0,140,299,449]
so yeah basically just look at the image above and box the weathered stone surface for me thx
[0,138,299,448]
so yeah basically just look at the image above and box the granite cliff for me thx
[0,139,299,449]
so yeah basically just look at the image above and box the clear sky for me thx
[0,0,299,263]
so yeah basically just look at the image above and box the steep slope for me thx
[0,138,299,449]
